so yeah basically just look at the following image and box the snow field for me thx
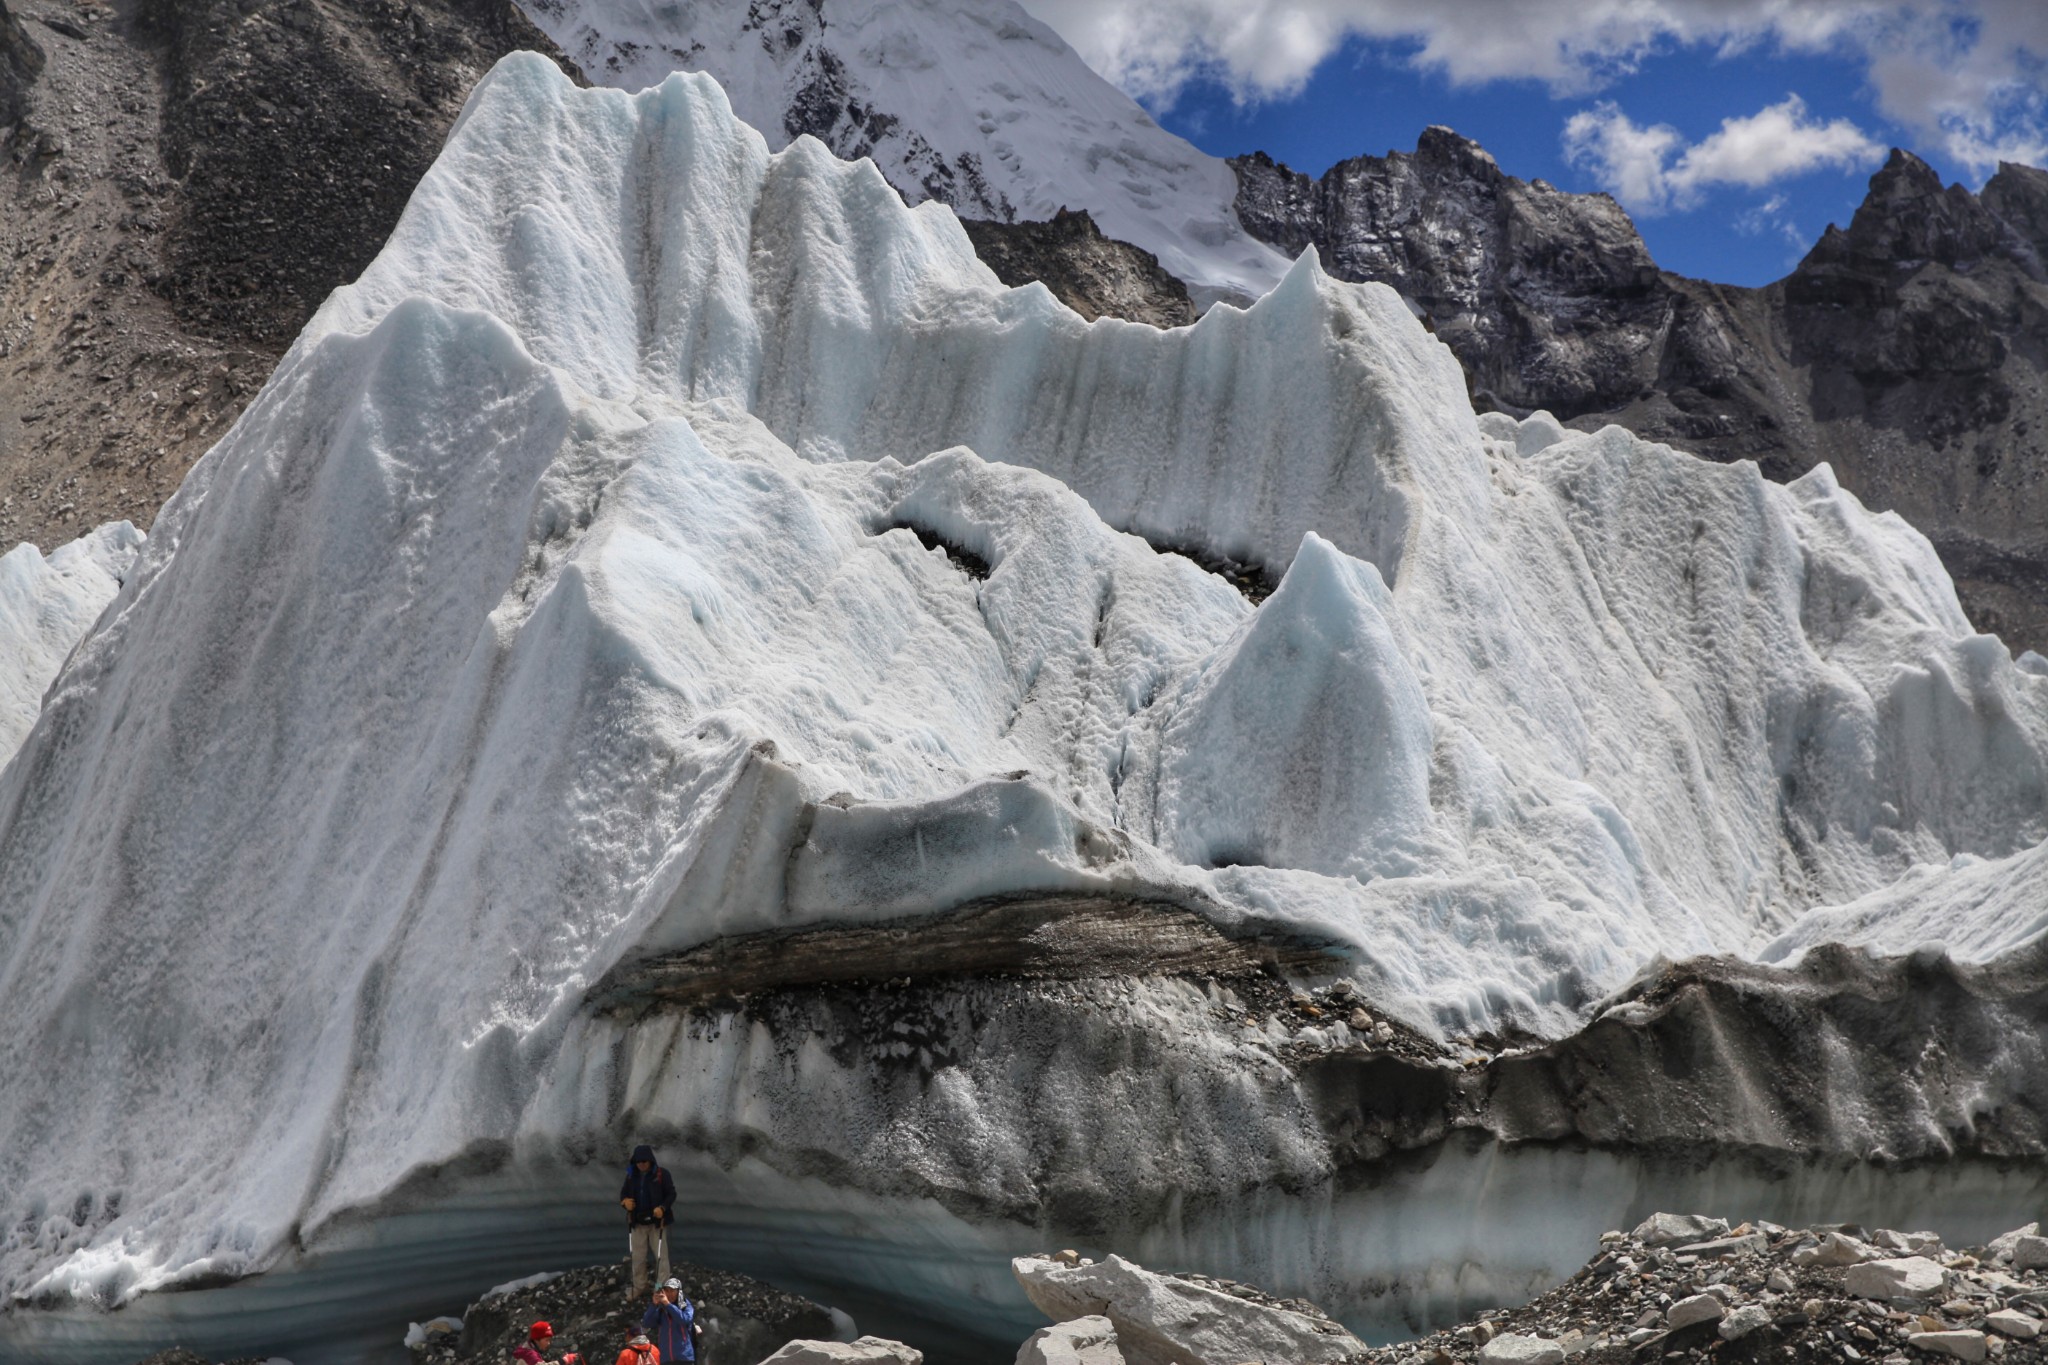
[0,51,2043,1321]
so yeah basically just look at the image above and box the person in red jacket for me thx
[511,1319,582,1365]
[513,1321,556,1364]
[615,1329,660,1365]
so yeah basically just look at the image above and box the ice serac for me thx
[0,521,142,762]
[2,51,2048,1360]
[1156,532,1433,879]
[512,0,1288,306]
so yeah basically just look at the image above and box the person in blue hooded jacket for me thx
[619,1143,678,1297]
[643,1277,699,1363]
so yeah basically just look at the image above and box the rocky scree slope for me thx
[961,208,1195,328]
[1232,133,2048,652]
[0,0,573,555]
[1355,1214,2048,1365]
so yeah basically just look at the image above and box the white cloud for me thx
[1733,193,1814,251]
[1562,95,1885,212]
[1013,0,2047,176]
[1681,96,1887,185]
[1560,104,1687,209]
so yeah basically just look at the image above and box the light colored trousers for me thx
[630,1222,671,1296]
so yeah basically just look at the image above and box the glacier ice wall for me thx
[0,52,2045,1320]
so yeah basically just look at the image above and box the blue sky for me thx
[1148,40,1900,286]
[1145,39,1945,286]
[1016,1,2048,288]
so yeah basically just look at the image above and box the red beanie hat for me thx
[530,1321,554,1341]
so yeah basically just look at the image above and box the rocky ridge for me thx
[1230,133,2048,651]
[961,209,1196,328]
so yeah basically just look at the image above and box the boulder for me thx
[1792,1232,1881,1268]
[1906,1331,1988,1362]
[1667,1295,1725,1329]
[1985,1225,2039,1264]
[1012,1255,1366,1365]
[2013,1236,2048,1271]
[1873,1230,1943,1257]
[1017,1316,1125,1365]
[757,1337,923,1365]
[1631,1213,1731,1247]
[1676,1233,1768,1259]
[1718,1306,1771,1341]
[1986,1311,2040,1340]
[1843,1258,1949,1303]
[1478,1332,1564,1365]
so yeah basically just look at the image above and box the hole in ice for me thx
[892,521,991,581]
[1141,536,1278,603]
[1207,847,1267,871]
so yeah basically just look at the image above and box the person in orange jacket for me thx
[616,1328,661,1365]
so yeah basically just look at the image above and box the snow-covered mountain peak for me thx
[516,0,1289,305]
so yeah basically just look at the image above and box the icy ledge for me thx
[0,51,2044,1345]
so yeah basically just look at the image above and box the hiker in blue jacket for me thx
[643,1277,700,1363]
[619,1143,678,1297]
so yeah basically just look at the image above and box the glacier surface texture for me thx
[1,53,2046,1360]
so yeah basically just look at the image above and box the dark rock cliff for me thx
[962,208,1197,329]
[1232,134,2048,652]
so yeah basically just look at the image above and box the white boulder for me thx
[757,1337,924,1365]
[1793,1232,1882,1268]
[1986,1311,2039,1340]
[1012,1255,1365,1365]
[1984,1225,2039,1264]
[1479,1332,1565,1365]
[1632,1214,1731,1247]
[1843,1257,1949,1302]
[1907,1331,1988,1362]
[1718,1306,1771,1341]
[1666,1295,1725,1329]
[1017,1316,1125,1365]
[2012,1236,2048,1271]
